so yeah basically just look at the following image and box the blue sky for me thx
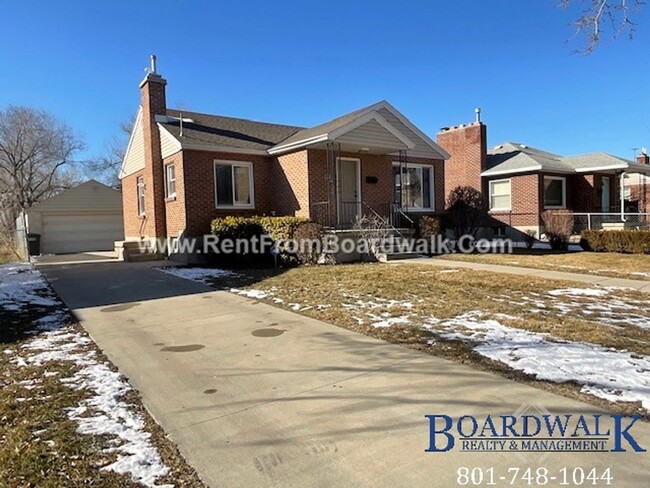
[0,1,648,162]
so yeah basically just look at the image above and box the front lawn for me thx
[162,264,650,419]
[0,264,204,487]
[438,250,650,281]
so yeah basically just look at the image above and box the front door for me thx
[602,176,611,212]
[337,158,360,226]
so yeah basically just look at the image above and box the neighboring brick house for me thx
[436,116,650,238]
[119,58,449,250]
[625,151,650,213]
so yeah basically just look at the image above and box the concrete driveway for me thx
[41,262,650,487]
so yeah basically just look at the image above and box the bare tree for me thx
[0,105,84,232]
[561,0,646,53]
[86,115,135,188]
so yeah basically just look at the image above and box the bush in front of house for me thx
[210,216,311,267]
[580,229,650,254]
[293,222,325,265]
[541,210,574,251]
[210,216,309,242]
[447,186,485,238]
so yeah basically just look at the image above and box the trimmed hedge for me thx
[580,230,650,254]
[210,216,309,242]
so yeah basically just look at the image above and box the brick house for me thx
[625,151,650,214]
[435,115,650,238]
[120,57,449,251]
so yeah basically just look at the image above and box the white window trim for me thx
[165,163,176,199]
[136,176,145,216]
[213,160,255,209]
[544,175,567,209]
[391,162,435,212]
[488,178,512,212]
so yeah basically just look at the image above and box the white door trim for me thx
[336,157,361,226]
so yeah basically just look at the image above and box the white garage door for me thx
[41,214,124,254]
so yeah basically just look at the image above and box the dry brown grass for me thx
[213,263,650,418]
[439,250,650,281]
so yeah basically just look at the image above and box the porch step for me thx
[115,240,163,262]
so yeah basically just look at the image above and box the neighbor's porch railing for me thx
[572,212,650,233]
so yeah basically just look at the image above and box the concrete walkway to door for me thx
[40,262,650,488]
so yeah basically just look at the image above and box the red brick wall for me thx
[306,149,444,221]
[436,122,486,203]
[272,150,310,217]
[122,170,145,239]
[487,173,541,228]
[140,76,167,238]
[163,152,186,237]
[181,150,274,236]
[629,183,650,212]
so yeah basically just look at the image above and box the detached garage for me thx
[18,180,124,255]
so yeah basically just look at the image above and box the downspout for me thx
[620,171,627,222]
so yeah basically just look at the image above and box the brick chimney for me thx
[139,55,167,239]
[637,149,649,165]
[436,108,487,204]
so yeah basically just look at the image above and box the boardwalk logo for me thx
[425,404,646,456]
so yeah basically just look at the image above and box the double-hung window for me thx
[214,161,254,208]
[165,164,176,198]
[489,179,511,211]
[544,176,566,208]
[392,163,434,210]
[136,176,145,216]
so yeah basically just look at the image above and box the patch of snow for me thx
[17,327,173,488]
[438,269,460,274]
[0,263,59,312]
[432,311,650,410]
[368,314,412,328]
[230,288,268,299]
[548,288,610,297]
[64,362,172,488]
[158,266,236,283]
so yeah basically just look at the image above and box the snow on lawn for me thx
[2,264,172,488]
[230,288,269,299]
[0,263,59,311]
[159,266,236,283]
[426,311,650,410]
[498,286,650,330]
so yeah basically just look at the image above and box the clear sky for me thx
[1,1,648,162]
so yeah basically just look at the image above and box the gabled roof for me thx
[484,142,572,176]
[120,100,449,179]
[269,100,449,159]
[28,180,121,213]
[160,109,303,153]
[483,142,650,177]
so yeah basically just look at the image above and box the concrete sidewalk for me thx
[405,257,650,292]
[41,262,650,487]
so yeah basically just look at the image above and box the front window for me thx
[489,179,511,211]
[165,164,176,198]
[136,176,145,216]
[544,176,566,208]
[214,161,254,208]
[392,163,433,210]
